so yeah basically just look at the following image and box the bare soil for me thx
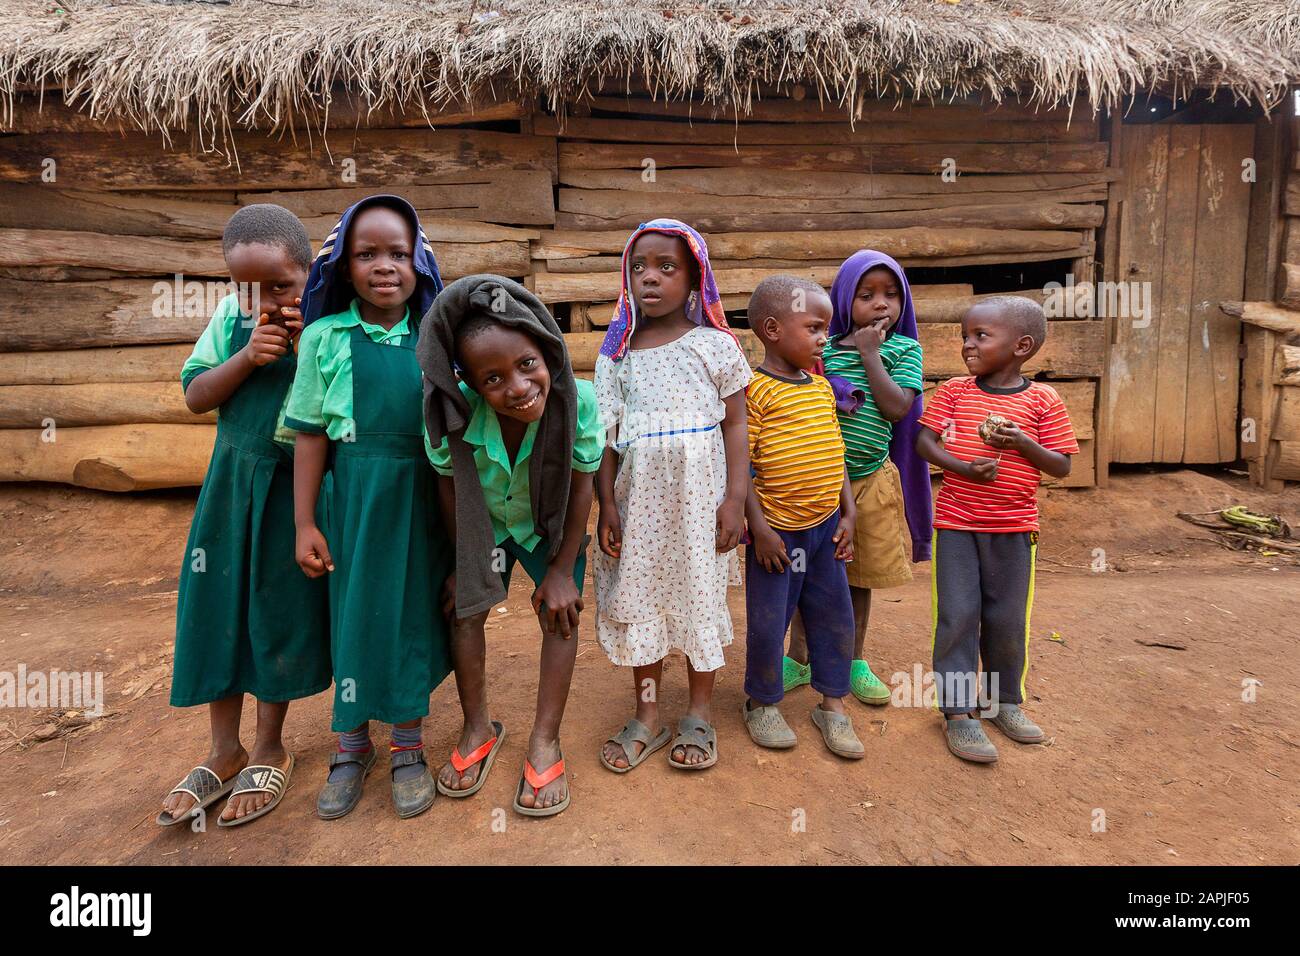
[0,468,1297,865]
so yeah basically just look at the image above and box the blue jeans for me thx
[744,509,853,704]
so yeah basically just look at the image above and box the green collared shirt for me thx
[284,299,412,439]
[180,293,295,447]
[424,379,605,551]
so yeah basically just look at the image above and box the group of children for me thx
[158,201,1078,827]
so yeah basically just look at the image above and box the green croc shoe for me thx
[850,659,891,705]
[782,656,811,692]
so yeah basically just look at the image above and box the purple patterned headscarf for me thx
[597,218,736,361]
[830,250,933,562]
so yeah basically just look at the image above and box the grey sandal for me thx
[600,718,671,773]
[668,716,718,771]
[742,700,797,749]
[217,754,294,828]
[317,747,378,820]
[390,749,437,819]
[945,717,998,763]
[810,707,865,759]
[989,705,1045,744]
[156,764,238,826]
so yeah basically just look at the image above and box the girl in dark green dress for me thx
[160,204,330,829]
[287,195,453,820]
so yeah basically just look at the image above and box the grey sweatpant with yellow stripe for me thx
[930,529,1038,715]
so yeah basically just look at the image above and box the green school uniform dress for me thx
[286,299,453,731]
[423,379,604,591]
[171,294,331,707]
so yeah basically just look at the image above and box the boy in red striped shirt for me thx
[916,296,1077,763]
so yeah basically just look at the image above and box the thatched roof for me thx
[2,0,1298,140]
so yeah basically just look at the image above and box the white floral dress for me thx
[594,326,752,672]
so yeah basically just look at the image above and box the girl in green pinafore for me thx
[286,195,453,821]
[159,204,330,830]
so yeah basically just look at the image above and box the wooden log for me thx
[560,143,1111,175]
[244,172,556,226]
[534,226,1082,264]
[0,382,211,427]
[1240,326,1283,489]
[0,130,558,190]
[1278,345,1300,387]
[537,114,1099,145]
[562,321,1105,379]
[0,346,193,385]
[0,178,556,237]
[1272,385,1300,441]
[1281,263,1300,310]
[0,279,207,351]
[1220,301,1300,336]
[1271,441,1300,482]
[577,98,1097,139]
[1,94,524,135]
[0,228,531,279]
[0,424,215,491]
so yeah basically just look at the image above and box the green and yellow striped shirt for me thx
[821,334,924,479]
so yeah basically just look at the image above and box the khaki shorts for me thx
[847,459,913,590]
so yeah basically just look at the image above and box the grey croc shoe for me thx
[988,705,1046,744]
[944,717,999,764]
[742,700,797,749]
[390,749,437,819]
[317,747,377,820]
[810,707,865,759]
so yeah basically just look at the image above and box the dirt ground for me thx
[0,468,1297,865]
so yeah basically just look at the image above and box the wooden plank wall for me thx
[0,90,1109,489]
[1107,124,1255,464]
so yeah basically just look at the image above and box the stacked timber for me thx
[0,101,556,490]
[547,92,1106,487]
[1233,129,1300,490]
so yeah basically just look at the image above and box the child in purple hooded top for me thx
[786,251,933,703]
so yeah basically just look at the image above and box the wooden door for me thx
[1109,124,1254,463]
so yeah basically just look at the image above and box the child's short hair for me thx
[454,312,543,367]
[977,295,1048,345]
[748,274,828,326]
[222,203,313,271]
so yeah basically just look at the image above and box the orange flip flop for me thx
[512,753,569,818]
[436,721,505,798]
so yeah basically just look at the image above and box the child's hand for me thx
[833,513,856,562]
[987,420,1027,452]
[532,569,583,639]
[279,300,306,344]
[715,496,745,552]
[441,573,457,619]
[752,526,791,574]
[965,457,1000,483]
[851,318,889,353]
[296,525,334,578]
[598,505,622,559]
[245,319,292,366]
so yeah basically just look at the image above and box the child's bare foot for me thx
[819,695,846,715]
[220,744,289,822]
[670,707,714,766]
[517,735,566,810]
[160,746,247,820]
[438,720,497,793]
[601,704,660,769]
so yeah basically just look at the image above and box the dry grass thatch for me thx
[1,0,1297,141]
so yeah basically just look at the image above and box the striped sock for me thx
[326,726,372,784]
[390,723,425,783]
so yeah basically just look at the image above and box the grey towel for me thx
[417,274,577,619]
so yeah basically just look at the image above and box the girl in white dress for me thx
[594,219,751,772]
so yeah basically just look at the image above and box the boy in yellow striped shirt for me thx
[742,276,863,759]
